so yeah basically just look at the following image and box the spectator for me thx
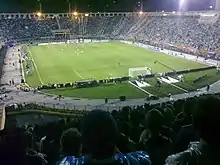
[58,110,151,165]
[23,131,48,165]
[166,96,220,165]
[60,128,81,157]
[139,109,172,165]
[172,123,199,154]
[40,133,60,165]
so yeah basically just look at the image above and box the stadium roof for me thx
[0,10,219,19]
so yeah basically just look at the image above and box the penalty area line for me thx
[74,70,84,79]
[128,81,153,95]
[27,46,44,85]
[162,80,189,93]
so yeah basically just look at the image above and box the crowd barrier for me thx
[37,39,110,46]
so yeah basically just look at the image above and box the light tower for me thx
[37,0,42,13]
[137,0,143,12]
[67,0,72,13]
[215,0,220,10]
[179,0,188,12]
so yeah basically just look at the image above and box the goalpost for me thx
[129,67,152,77]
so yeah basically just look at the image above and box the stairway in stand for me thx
[56,17,61,29]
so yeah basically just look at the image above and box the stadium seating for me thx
[1,12,220,54]
[2,94,220,165]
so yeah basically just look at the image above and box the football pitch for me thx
[24,42,220,99]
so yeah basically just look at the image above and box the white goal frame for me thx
[129,67,152,77]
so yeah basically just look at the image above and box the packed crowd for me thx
[0,18,58,40]
[1,94,220,165]
[1,13,220,51]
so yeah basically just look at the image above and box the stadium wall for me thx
[37,39,110,46]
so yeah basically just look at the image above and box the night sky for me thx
[0,0,216,13]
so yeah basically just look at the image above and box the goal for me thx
[129,67,152,77]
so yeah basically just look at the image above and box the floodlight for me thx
[139,11,143,15]
[85,13,89,17]
[73,11,78,16]
[36,12,42,17]
[179,0,185,7]
[209,5,213,9]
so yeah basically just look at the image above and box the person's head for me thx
[121,106,131,121]
[193,96,220,146]
[81,110,118,159]
[60,128,81,156]
[163,108,173,126]
[145,109,163,134]
[183,99,195,119]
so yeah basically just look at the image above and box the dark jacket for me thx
[166,142,220,165]
[173,124,199,153]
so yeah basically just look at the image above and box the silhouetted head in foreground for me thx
[60,128,81,156]
[81,110,118,159]
[145,109,163,135]
[193,96,220,147]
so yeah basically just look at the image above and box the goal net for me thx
[129,67,152,77]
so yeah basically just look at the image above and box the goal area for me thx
[129,67,152,77]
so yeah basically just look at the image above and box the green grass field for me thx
[42,83,148,99]
[24,42,220,99]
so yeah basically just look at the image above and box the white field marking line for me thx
[27,46,44,84]
[128,81,152,95]
[161,79,189,93]
[74,70,84,79]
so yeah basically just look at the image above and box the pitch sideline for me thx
[27,46,44,84]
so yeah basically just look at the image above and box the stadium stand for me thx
[0,12,220,60]
[1,11,220,165]
[0,12,220,55]
[2,94,220,165]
